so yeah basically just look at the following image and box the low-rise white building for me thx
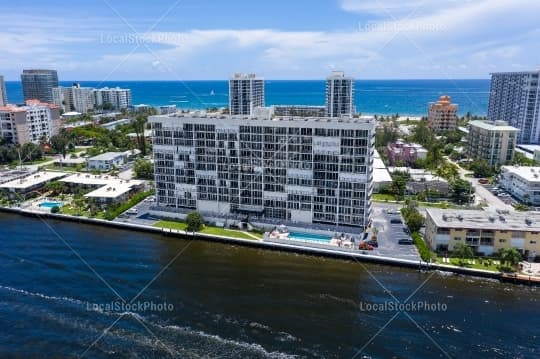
[0,171,69,196]
[60,173,144,207]
[499,166,540,205]
[87,152,127,171]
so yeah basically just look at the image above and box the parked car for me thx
[478,178,489,184]
[390,218,403,224]
[398,238,414,245]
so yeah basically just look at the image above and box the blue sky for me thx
[1,0,539,80]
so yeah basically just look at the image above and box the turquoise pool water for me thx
[288,232,332,242]
[39,201,63,209]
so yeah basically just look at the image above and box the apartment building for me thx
[21,69,58,103]
[386,140,427,165]
[150,113,375,230]
[428,95,458,132]
[52,83,95,113]
[0,100,61,144]
[326,71,355,118]
[425,208,540,259]
[228,73,264,116]
[0,75,7,106]
[87,152,128,171]
[466,120,519,166]
[499,166,540,205]
[488,71,540,144]
[93,87,132,111]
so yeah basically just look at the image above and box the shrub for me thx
[51,206,60,213]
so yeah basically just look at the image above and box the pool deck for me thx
[1,205,539,286]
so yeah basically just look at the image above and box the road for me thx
[452,159,514,210]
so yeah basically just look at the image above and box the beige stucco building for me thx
[425,208,540,259]
[428,95,458,132]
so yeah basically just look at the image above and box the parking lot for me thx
[369,207,420,261]
[481,183,518,206]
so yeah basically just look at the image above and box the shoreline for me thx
[2,206,538,286]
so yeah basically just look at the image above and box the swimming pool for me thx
[39,201,63,209]
[288,231,332,243]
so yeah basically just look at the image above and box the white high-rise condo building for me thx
[52,83,95,113]
[93,87,132,111]
[0,75,7,106]
[326,71,355,118]
[21,69,59,103]
[228,73,264,116]
[0,100,61,144]
[150,113,375,230]
[488,71,540,144]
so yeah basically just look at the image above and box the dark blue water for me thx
[5,79,489,116]
[0,213,538,358]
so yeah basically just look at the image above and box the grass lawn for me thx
[153,220,188,231]
[60,204,106,219]
[435,256,502,272]
[372,193,397,201]
[200,226,259,240]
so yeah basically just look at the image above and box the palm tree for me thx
[499,248,522,271]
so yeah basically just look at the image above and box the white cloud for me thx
[0,0,539,80]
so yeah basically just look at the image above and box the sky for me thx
[1,0,539,81]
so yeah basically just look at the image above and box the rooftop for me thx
[84,182,137,199]
[427,208,540,232]
[150,114,375,127]
[0,171,69,190]
[469,120,519,132]
[88,152,126,161]
[501,166,540,182]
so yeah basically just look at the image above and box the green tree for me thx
[133,159,154,180]
[469,159,493,178]
[50,133,70,159]
[435,162,459,180]
[425,142,444,169]
[453,243,474,265]
[45,181,68,195]
[410,120,435,147]
[20,143,43,162]
[450,179,474,205]
[186,212,204,232]
[50,206,60,213]
[404,208,425,232]
[391,171,410,200]
[498,248,522,271]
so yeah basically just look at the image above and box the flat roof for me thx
[88,152,126,161]
[60,173,142,186]
[469,120,519,132]
[84,183,135,199]
[501,166,540,182]
[516,144,540,154]
[0,171,69,189]
[426,208,540,231]
[150,114,375,129]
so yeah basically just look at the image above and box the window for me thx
[454,237,461,241]
[499,239,506,243]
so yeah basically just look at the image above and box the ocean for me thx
[0,213,538,358]
[4,79,490,116]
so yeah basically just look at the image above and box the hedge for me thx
[104,189,155,220]
[412,232,432,262]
